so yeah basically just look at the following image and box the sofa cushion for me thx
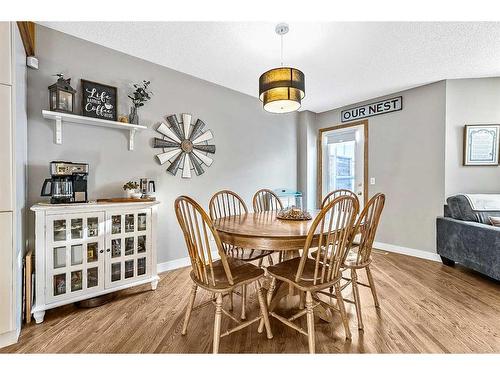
[447,194,500,224]
[489,216,500,227]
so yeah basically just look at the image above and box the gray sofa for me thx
[436,194,500,281]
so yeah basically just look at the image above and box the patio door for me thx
[318,120,368,208]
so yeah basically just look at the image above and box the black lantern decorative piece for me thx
[48,73,76,113]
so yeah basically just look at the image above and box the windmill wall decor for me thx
[153,114,216,178]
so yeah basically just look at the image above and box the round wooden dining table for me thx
[213,209,335,324]
[213,209,322,252]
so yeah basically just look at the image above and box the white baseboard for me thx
[157,256,191,273]
[157,251,220,274]
[373,241,441,262]
[157,244,441,275]
[0,327,20,349]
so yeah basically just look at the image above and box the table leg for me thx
[315,305,334,323]
[312,292,334,323]
[258,279,284,333]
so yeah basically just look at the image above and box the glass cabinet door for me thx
[105,209,151,288]
[46,212,105,303]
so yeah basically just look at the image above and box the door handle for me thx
[357,192,363,196]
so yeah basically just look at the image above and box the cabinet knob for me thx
[106,248,110,253]
[99,249,104,253]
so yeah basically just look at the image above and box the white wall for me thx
[306,81,447,254]
[445,78,500,196]
[27,26,298,263]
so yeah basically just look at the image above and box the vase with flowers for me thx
[128,80,153,125]
[123,181,141,198]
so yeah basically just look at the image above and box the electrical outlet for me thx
[370,177,376,185]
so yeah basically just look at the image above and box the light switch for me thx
[370,177,376,185]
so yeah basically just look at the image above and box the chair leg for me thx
[258,258,264,267]
[255,283,273,339]
[181,284,198,335]
[213,293,223,354]
[305,291,316,354]
[229,291,234,311]
[335,282,352,340]
[351,269,364,330]
[241,284,247,320]
[365,265,380,308]
[258,277,276,333]
[266,277,276,305]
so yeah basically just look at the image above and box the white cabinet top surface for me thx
[31,200,160,212]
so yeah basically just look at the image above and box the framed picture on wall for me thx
[81,79,117,121]
[463,124,500,166]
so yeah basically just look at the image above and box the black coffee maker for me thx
[41,161,89,204]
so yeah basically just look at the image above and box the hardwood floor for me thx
[2,250,499,353]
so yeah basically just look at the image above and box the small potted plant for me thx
[123,181,140,198]
[128,80,153,125]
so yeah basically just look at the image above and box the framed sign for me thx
[341,96,402,122]
[81,79,117,121]
[463,124,500,166]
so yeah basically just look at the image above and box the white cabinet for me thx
[31,201,159,324]
[0,22,12,85]
[105,209,152,288]
[0,83,13,211]
[45,212,106,304]
[0,21,20,349]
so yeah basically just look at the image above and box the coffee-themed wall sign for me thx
[153,113,216,179]
[341,96,403,122]
[81,79,117,121]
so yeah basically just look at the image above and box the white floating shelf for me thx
[42,110,148,151]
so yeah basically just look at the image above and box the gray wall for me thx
[445,78,500,196]
[296,110,317,210]
[310,81,447,253]
[28,26,298,263]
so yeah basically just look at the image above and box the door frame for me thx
[317,119,369,208]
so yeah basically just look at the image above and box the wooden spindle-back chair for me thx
[266,195,359,353]
[209,190,271,320]
[320,190,360,248]
[209,189,248,220]
[321,189,359,208]
[252,188,285,263]
[209,190,271,261]
[253,188,284,212]
[342,193,385,330]
[174,195,272,353]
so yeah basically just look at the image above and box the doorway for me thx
[317,120,368,208]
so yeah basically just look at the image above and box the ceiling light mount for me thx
[275,23,289,36]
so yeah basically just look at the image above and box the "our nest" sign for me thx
[341,96,402,122]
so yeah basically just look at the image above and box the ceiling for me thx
[40,22,500,113]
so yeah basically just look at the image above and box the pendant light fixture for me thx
[259,23,305,113]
